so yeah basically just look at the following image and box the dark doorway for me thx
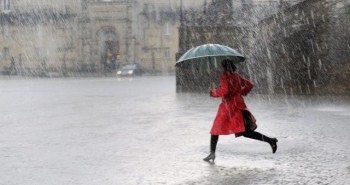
[97,27,120,72]
[102,40,120,71]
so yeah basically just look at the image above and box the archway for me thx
[97,27,120,71]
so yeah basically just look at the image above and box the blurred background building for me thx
[0,0,205,76]
[1,0,349,96]
[176,0,350,95]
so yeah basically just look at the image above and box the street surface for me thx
[0,76,349,185]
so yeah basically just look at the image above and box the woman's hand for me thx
[208,86,213,96]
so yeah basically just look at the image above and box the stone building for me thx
[0,0,205,76]
[176,0,350,95]
[0,0,81,76]
[248,0,350,95]
[79,0,180,74]
[176,0,285,92]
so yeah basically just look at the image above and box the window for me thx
[3,21,9,37]
[2,0,11,12]
[164,22,171,36]
[3,47,9,60]
[164,49,170,58]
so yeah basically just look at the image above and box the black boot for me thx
[269,138,278,154]
[203,152,216,162]
[203,135,218,162]
[243,131,278,154]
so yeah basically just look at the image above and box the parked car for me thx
[117,63,144,76]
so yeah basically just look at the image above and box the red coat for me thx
[210,72,256,136]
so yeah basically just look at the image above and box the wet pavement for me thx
[0,76,349,185]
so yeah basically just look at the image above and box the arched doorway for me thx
[97,27,120,71]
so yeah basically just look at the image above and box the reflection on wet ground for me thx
[0,76,349,185]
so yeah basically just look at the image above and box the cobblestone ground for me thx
[0,76,349,185]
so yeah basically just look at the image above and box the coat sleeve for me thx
[211,74,229,97]
[239,75,254,96]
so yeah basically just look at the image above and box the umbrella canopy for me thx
[175,44,245,68]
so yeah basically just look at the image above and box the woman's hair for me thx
[221,59,237,72]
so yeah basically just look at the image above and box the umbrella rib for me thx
[176,44,245,65]
[176,54,244,64]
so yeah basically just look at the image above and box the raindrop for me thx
[307,84,311,94]
[280,77,285,89]
[288,70,291,80]
[246,62,252,79]
[316,43,321,52]
[266,67,274,94]
[307,57,311,80]
[308,68,312,80]
[311,10,314,20]
[267,48,272,60]
[310,40,315,54]
[282,44,286,54]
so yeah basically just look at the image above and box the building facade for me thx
[176,0,285,92]
[0,0,205,76]
[0,0,81,76]
[176,0,350,95]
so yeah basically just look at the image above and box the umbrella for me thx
[175,44,245,68]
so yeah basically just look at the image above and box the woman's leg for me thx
[210,135,219,153]
[243,131,278,153]
[243,130,271,143]
[203,135,219,162]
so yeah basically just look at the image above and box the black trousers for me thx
[209,111,272,153]
[209,131,272,153]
